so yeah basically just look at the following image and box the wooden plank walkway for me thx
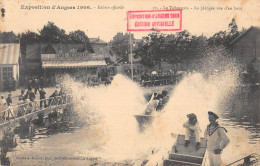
[0,95,73,130]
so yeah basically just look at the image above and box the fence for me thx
[0,95,72,125]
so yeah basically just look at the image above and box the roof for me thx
[26,43,91,60]
[230,26,260,45]
[42,60,107,68]
[42,44,56,54]
[89,38,107,44]
[90,44,114,59]
[0,43,20,65]
[26,44,41,60]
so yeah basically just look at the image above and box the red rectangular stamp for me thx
[127,9,182,32]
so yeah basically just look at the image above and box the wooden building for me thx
[0,43,21,91]
[231,26,260,82]
[25,37,117,85]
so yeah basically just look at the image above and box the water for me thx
[7,119,259,165]
[6,58,260,165]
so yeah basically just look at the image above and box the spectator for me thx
[50,90,59,98]
[19,89,26,101]
[3,79,8,92]
[6,94,13,119]
[55,85,61,93]
[24,97,32,114]
[6,94,12,106]
[8,78,12,92]
[39,76,44,89]
[12,78,17,91]
[26,89,35,102]
[39,88,47,109]
[49,90,60,106]
[17,97,24,117]
[34,78,40,94]
[32,77,36,88]
[27,80,33,91]
[17,97,24,105]
[0,96,7,116]
[0,96,6,106]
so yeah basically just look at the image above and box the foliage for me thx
[110,32,131,62]
[0,31,18,43]
[68,30,89,44]
[1,22,92,45]
[19,31,40,44]
[208,18,240,50]
[39,22,68,43]
[133,18,243,68]
[18,31,41,55]
[134,31,207,67]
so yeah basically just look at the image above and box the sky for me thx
[0,0,260,42]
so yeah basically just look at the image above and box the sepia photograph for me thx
[0,0,259,165]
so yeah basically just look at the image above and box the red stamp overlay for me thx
[127,9,182,32]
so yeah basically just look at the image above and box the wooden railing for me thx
[0,95,72,125]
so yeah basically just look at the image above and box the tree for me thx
[208,30,227,47]
[19,30,40,44]
[134,32,167,67]
[228,18,238,36]
[0,31,18,43]
[226,18,240,47]
[68,30,93,52]
[208,18,240,50]
[39,22,68,43]
[17,31,40,56]
[111,32,131,62]
[68,30,89,43]
[134,30,207,68]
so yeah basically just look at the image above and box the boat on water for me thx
[134,114,259,166]
[134,112,207,165]
[134,93,259,166]
[163,134,207,166]
[134,92,208,165]
[135,91,168,132]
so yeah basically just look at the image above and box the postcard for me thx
[0,0,259,165]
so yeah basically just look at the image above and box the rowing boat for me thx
[163,134,207,166]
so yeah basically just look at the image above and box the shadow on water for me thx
[221,85,260,150]
[222,85,260,125]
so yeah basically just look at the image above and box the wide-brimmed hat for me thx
[187,113,197,120]
[208,111,219,119]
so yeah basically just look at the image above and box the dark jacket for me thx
[6,97,12,106]
[39,90,46,99]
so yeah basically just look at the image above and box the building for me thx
[41,43,107,85]
[25,37,116,85]
[230,26,260,123]
[0,43,21,91]
[231,26,260,81]
[25,44,42,76]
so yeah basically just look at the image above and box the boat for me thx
[163,134,207,166]
[134,93,259,166]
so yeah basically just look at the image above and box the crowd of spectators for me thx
[0,78,66,122]
[131,71,186,87]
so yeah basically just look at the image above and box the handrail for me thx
[0,95,72,124]
[227,153,258,166]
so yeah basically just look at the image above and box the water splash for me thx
[58,48,242,164]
